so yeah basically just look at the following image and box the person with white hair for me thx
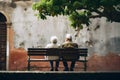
[46,36,60,71]
[61,34,79,71]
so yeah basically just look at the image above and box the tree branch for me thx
[89,15,102,18]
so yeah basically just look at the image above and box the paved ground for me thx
[0,71,120,80]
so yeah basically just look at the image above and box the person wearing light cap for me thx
[46,36,60,71]
[66,34,72,40]
[61,34,79,71]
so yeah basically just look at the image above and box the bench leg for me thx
[84,62,87,71]
[28,57,30,71]
[84,57,87,71]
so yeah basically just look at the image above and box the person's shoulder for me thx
[69,42,78,48]
[61,42,67,47]
[62,42,67,45]
[57,44,61,47]
[73,42,78,45]
[46,43,52,48]
[74,43,78,48]
[62,42,70,46]
[61,42,73,48]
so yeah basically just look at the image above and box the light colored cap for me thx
[66,34,72,39]
[50,36,58,43]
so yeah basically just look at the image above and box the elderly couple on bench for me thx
[45,34,79,71]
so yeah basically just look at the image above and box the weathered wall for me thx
[0,1,120,71]
[10,2,76,50]
[88,18,120,56]
[10,1,120,56]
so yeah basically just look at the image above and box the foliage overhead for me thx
[32,0,120,29]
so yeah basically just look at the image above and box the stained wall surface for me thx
[0,1,120,71]
[11,1,120,56]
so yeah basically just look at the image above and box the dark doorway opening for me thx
[0,12,7,70]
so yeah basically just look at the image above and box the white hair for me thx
[66,34,72,39]
[50,36,58,43]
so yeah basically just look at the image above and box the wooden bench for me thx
[27,48,88,71]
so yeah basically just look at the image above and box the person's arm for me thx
[45,44,50,59]
[74,43,78,48]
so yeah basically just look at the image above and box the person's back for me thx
[62,42,78,48]
[62,42,79,60]
[45,36,60,71]
[46,43,60,60]
[61,34,79,71]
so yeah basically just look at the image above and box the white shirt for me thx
[45,43,60,60]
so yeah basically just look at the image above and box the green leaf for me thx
[32,0,120,30]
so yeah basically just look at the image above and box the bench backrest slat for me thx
[28,48,88,56]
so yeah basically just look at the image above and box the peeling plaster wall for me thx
[11,2,75,50]
[88,18,120,55]
[10,1,120,56]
